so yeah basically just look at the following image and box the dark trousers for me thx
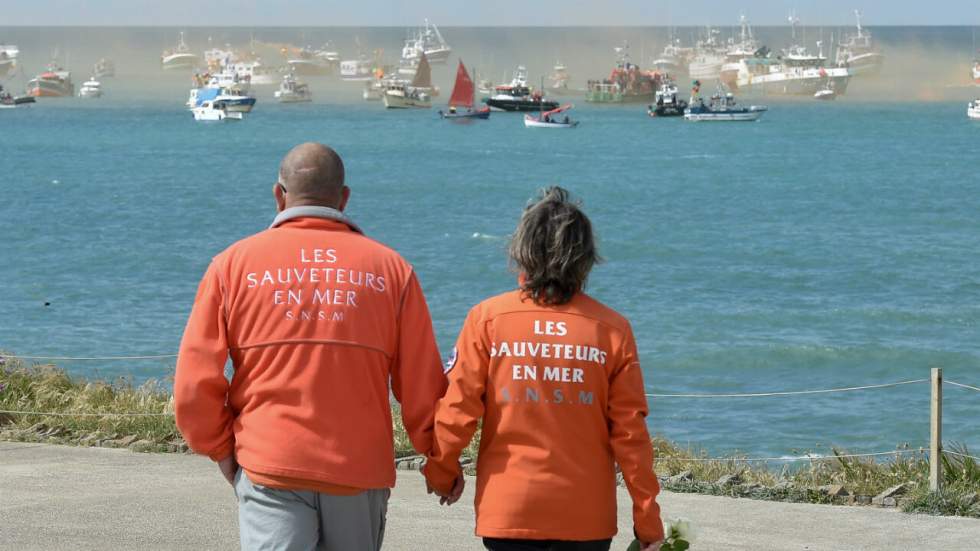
[483,537,612,551]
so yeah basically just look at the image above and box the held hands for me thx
[217,454,239,487]
[641,540,663,551]
[426,472,465,506]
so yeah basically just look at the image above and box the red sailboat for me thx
[439,60,490,120]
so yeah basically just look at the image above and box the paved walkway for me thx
[0,442,977,550]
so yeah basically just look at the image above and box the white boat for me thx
[341,55,374,81]
[973,60,980,87]
[93,58,114,78]
[204,46,235,72]
[78,78,103,98]
[192,100,244,121]
[0,44,19,76]
[728,35,852,97]
[720,16,760,90]
[398,19,451,74]
[383,83,431,108]
[275,73,312,103]
[363,79,386,101]
[835,10,885,77]
[287,44,339,76]
[652,37,691,76]
[524,103,578,128]
[969,99,980,120]
[549,62,571,93]
[814,87,837,101]
[188,73,256,113]
[161,32,199,71]
[227,59,279,86]
[684,92,766,121]
[688,27,726,80]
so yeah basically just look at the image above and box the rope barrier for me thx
[942,450,980,462]
[1,354,177,361]
[0,409,173,418]
[660,449,925,463]
[945,380,980,393]
[646,379,929,398]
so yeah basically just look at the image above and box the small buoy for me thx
[44,302,51,307]
[51,180,60,184]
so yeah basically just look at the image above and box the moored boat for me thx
[439,60,490,120]
[78,78,103,98]
[0,44,18,76]
[27,64,74,97]
[969,99,980,120]
[93,58,115,78]
[398,19,451,74]
[192,99,244,121]
[684,92,766,121]
[485,66,559,112]
[586,42,662,103]
[688,27,726,81]
[647,79,687,117]
[275,72,312,103]
[973,59,980,86]
[524,104,578,128]
[384,52,435,109]
[835,10,885,77]
[161,32,199,71]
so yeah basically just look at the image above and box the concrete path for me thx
[0,442,976,550]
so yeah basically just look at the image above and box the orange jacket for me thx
[425,290,663,543]
[175,207,447,490]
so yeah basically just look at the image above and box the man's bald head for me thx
[277,143,347,209]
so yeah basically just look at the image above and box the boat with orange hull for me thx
[27,65,74,97]
[439,60,490,120]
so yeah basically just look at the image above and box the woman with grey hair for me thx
[424,187,664,551]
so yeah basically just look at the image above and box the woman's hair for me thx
[509,186,600,306]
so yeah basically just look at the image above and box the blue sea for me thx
[2,31,979,457]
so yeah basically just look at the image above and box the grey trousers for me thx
[234,469,390,551]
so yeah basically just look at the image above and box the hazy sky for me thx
[4,1,978,26]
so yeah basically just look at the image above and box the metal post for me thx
[929,367,943,492]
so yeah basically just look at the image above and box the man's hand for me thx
[640,540,663,551]
[425,472,465,506]
[217,455,238,487]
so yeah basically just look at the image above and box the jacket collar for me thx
[270,206,362,234]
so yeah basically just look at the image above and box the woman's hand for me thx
[640,540,663,551]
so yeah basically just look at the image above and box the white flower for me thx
[674,518,696,543]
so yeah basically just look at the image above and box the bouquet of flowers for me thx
[627,517,695,551]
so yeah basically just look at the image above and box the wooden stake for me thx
[930,367,943,493]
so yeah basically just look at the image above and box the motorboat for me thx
[813,81,837,100]
[78,78,103,98]
[485,66,559,112]
[383,82,431,109]
[439,60,490,120]
[161,32,199,71]
[969,99,980,120]
[0,84,35,108]
[27,64,74,97]
[0,44,18,76]
[524,104,578,128]
[548,62,578,96]
[684,92,766,121]
[835,10,885,77]
[189,86,255,113]
[192,99,244,121]
[93,58,115,78]
[275,72,312,103]
[647,79,687,117]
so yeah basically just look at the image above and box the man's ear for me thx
[274,183,286,213]
[337,186,351,212]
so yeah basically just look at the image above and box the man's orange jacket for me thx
[425,290,663,543]
[174,207,447,490]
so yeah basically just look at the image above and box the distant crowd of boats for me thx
[3,13,980,121]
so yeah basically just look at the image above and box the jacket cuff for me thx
[422,458,460,495]
[635,523,665,545]
[206,438,235,462]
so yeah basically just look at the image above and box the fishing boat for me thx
[684,92,766,122]
[0,44,18,76]
[524,104,578,128]
[398,19,451,74]
[192,99,244,121]
[647,79,687,117]
[384,53,435,109]
[227,59,279,86]
[485,66,558,112]
[341,54,375,82]
[0,84,35,108]
[78,78,103,98]
[719,15,760,90]
[161,32,199,71]
[969,99,980,120]
[835,10,885,77]
[549,62,571,94]
[586,43,661,103]
[286,44,338,76]
[652,36,691,76]
[973,59,980,86]
[688,27,726,81]
[27,64,74,97]
[439,60,490,120]
[93,58,115,78]
[275,72,312,103]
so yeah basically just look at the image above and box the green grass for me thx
[2,358,977,517]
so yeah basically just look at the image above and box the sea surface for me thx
[2,87,979,458]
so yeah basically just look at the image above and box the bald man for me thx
[175,143,451,550]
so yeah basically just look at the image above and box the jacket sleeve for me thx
[608,324,664,544]
[174,260,235,462]
[390,271,449,457]
[423,306,488,494]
